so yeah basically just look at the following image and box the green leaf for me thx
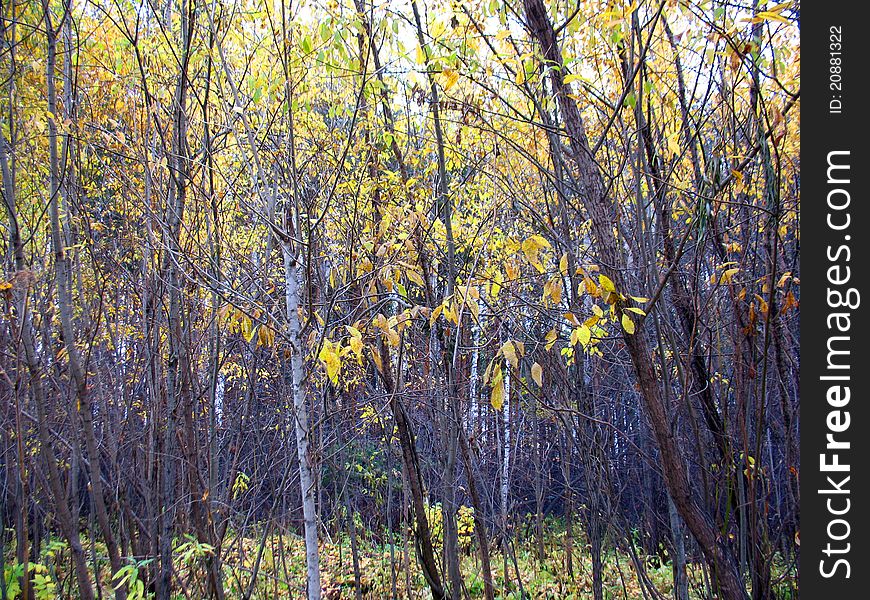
[301,35,313,54]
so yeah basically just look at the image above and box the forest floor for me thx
[4,525,798,599]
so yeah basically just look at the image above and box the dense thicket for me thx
[1,0,799,598]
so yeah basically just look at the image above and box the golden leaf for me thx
[621,313,636,335]
[531,362,543,387]
[501,340,519,369]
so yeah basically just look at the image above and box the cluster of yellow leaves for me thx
[316,304,448,385]
[373,313,402,347]
[542,276,563,306]
[482,341,520,410]
[429,288,482,328]
[521,234,550,273]
[482,339,544,410]
[219,305,276,347]
[581,275,647,337]
[318,339,343,384]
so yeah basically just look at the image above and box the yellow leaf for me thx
[543,278,562,304]
[349,336,364,363]
[781,290,798,314]
[524,234,550,251]
[501,340,519,369]
[621,313,636,335]
[755,294,769,316]
[559,253,569,276]
[719,268,739,285]
[584,277,599,296]
[667,132,681,157]
[544,328,558,351]
[482,359,494,385]
[443,302,459,325]
[429,304,443,327]
[490,269,503,298]
[571,325,591,348]
[755,11,790,24]
[407,269,425,287]
[370,346,384,373]
[521,235,550,273]
[241,317,256,343]
[468,297,480,322]
[257,325,275,347]
[318,340,341,383]
[430,16,446,39]
[490,364,505,410]
[599,274,616,293]
[531,362,543,387]
[441,68,459,91]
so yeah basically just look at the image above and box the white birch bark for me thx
[501,367,511,523]
[468,303,483,435]
[283,242,321,599]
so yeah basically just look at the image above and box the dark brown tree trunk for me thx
[458,429,496,600]
[378,339,446,600]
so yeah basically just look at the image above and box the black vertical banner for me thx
[801,4,868,598]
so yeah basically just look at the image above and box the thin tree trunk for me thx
[562,429,574,579]
[458,429,495,600]
[668,495,690,600]
[281,242,321,599]
[378,337,446,600]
